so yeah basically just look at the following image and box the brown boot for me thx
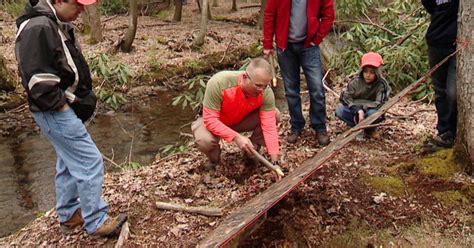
[91,214,127,238]
[316,131,330,146]
[203,161,219,171]
[286,130,301,144]
[366,129,380,139]
[60,208,84,233]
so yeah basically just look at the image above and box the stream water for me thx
[0,84,287,238]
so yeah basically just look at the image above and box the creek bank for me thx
[1,75,472,246]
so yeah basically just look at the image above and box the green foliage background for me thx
[99,0,128,15]
[332,0,432,100]
[88,54,133,110]
[0,0,27,17]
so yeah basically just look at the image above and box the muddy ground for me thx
[0,1,473,247]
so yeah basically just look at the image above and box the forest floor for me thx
[0,1,473,247]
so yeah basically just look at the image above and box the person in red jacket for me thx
[263,0,335,146]
[192,58,280,170]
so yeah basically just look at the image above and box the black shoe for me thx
[286,130,301,144]
[433,131,455,148]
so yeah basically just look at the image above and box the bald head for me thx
[246,57,272,79]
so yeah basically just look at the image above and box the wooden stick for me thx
[219,36,235,63]
[156,201,223,217]
[102,154,121,168]
[240,4,261,9]
[115,222,130,248]
[322,69,340,98]
[270,54,277,87]
[250,148,284,177]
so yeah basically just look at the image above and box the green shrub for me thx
[159,143,189,157]
[99,0,128,15]
[172,75,210,111]
[96,88,127,110]
[332,0,431,98]
[335,0,374,20]
[1,0,27,17]
[88,54,133,109]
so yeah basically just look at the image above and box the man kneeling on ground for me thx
[192,58,280,170]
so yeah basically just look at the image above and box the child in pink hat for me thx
[335,52,391,140]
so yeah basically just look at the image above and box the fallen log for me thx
[156,201,223,217]
[198,47,463,248]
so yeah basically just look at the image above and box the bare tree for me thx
[121,0,138,52]
[83,3,102,44]
[0,54,15,92]
[173,0,183,21]
[197,0,212,19]
[193,0,209,47]
[454,0,474,174]
[231,0,237,12]
[257,0,267,30]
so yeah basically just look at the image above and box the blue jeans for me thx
[428,45,457,136]
[32,107,108,234]
[277,42,327,133]
[335,104,382,127]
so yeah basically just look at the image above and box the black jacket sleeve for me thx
[421,0,435,14]
[17,23,66,111]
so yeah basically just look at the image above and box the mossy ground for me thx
[339,148,473,246]
[359,175,406,196]
[416,149,463,179]
[432,190,470,207]
[380,149,472,208]
[327,220,472,247]
[326,219,392,247]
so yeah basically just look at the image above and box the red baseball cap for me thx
[360,52,384,68]
[77,0,97,5]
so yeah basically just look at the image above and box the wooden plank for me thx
[197,49,461,248]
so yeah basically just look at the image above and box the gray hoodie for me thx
[340,68,391,113]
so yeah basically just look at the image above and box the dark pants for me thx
[428,45,457,136]
[277,42,327,133]
[335,104,383,127]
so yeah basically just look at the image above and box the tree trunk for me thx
[193,0,208,47]
[257,0,267,30]
[84,3,102,44]
[454,0,474,175]
[121,0,138,52]
[173,0,182,21]
[231,0,237,12]
[197,0,211,19]
[0,55,15,92]
[207,1,212,20]
[212,0,218,7]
